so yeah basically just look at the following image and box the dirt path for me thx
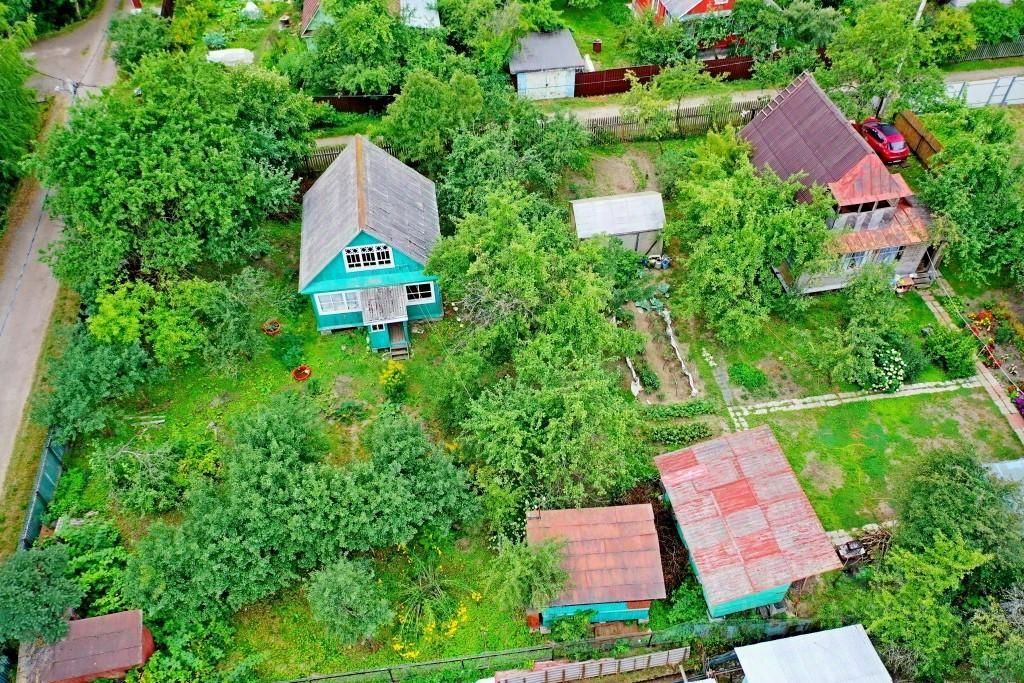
[0,0,122,497]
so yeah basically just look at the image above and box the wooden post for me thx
[161,0,175,18]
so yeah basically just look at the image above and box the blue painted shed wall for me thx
[540,602,650,625]
[301,231,443,340]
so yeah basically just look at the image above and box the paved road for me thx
[563,66,1024,121]
[0,0,121,496]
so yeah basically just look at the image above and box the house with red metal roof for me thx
[17,610,154,683]
[654,426,841,618]
[632,0,736,24]
[740,72,942,293]
[524,505,667,629]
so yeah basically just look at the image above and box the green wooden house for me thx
[299,136,443,358]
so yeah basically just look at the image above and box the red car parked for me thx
[855,117,910,164]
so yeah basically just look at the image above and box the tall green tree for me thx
[0,11,35,201]
[108,11,173,72]
[0,544,84,644]
[307,558,393,644]
[35,54,313,297]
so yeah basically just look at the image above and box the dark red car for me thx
[856,117,910,164]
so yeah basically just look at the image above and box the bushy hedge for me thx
[924,327,978,378]
[646,422,713,446]
[967,0,1024,45]
[644,399,717,419]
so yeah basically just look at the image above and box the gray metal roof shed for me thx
[508,30,585,74]
[571,192,665,239]
[734,625,891,683]
[299,136,440,291]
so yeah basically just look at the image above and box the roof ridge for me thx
[354,135,367,230]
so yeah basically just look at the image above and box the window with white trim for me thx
[843,251,868,270]
[405,282,435,304]
[369,323,386,332]
[344,245,393,270]
[876,245,905,263]
[316,291,361,314]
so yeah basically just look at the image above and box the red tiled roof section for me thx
[301,0,320,34]
[654,426,841,609]
[30,610,154,683]
[837,204,931,254]
[828,156,912,207]
[526,504,667,606]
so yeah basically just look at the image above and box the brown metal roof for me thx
[18,610,153,683]
[654,427,841,609]
[300,0,320,35]
[740,74,908,205]
[526,505,667,606]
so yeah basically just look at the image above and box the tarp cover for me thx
[735,624,892,683]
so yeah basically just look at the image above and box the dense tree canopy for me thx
[36,54,316,297]
[108,12,172,72]
[0,544,84,645]
[0,8,35,201]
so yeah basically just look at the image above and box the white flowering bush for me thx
[869,346,906,393]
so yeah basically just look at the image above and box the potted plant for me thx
[263,319,282,336]
[292,364,312,382]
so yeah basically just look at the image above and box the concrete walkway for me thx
[0,0,122,497]
[919,289,1024,446]
[727,377,983,431]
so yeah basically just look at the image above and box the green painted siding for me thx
[302,231,443,339]
[541,602,650,625]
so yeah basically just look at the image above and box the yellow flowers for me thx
[470,591,482,603]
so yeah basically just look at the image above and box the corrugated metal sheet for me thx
[526,505,667,607]
[509,30,585,74]
[495,647,690,683]
[827,156,912,207]
[654,426,841,610]
[300,136,440,291]
[571,192,665,239]
[300,0,320,34]
[735,625,891,683]
[836,205,930,253]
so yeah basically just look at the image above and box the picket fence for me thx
[951,38,1024,62]
[579,97,769,141]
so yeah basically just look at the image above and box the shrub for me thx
[109,12,172,72]
[646,422,713,445]
[883,331,928,382]
[636,361,661,391]
[926,6,979,62]
[727,362,768,391]
[307,558,393,645]
[44,467,88,524]
[380,360,408,401]
[549,610,595,641]
[0,544,84,644]
[649,576,707,628]
[622,10,695,65]
[90,440,189,514]
[868,345,907,393]
[202,30,228,49]
[644,399,717,419]
[335,399,369,423]
[968,0,1024,44]
[924,327,978,378]
[271,331,306,369]
[655,146,695,199]
[487,539,569,612]
[54,518,129,617]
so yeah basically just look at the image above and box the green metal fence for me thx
[18,431,65,551]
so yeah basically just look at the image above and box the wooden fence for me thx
[579,97,770,141]
[572,56,755,98]
[313,94,396,114]
[951,38,1024,63]
[298,140,404,175]
[893,110,943,169]
[495,647,690,683]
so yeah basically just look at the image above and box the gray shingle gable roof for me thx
[299,136,440,291]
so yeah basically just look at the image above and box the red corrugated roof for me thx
[654,427,841,609]
[837,204,931,254]
[828,156,912,207]
[526,505,667,606]
[301,0,321,34]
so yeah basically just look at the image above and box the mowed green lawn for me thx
[553,0,633,68]
[746,388,1023,531]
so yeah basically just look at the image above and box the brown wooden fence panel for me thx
[893,110,943,169]
[573,56,755,98]
[578,97,769,141]
[313,95,396,114]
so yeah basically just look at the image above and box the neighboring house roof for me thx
[301,0,320,35]
[662,0,732,19]
[734,624,892,683]
[509,30,585,74]
[986,457,1024,483]
[17,610,154,683]
[837,205,930,253]
[654,426,841,610]
[401,0,440,28]
[362,285,408,323]
[571,192,666,239]
[740,73,909,206]
[525,504,667,606]
[299,136,440,291]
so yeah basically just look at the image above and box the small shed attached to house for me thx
[571,192,666,255]
[508,30,585,100]
[17,610,154,683]
[525,505,667,629]
[654,426,841,618]
[734,624,891,683]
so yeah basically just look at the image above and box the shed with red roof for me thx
[654,426,841,618]
[16,610,154,683]
[525,505,667,628]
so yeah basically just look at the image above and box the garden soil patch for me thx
[588,149,659,196]
[628,304,704,403]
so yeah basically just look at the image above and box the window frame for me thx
[843,251,869,270]
[405,282,436,305]
[343,244,394,271]
[369,323,386,332]
[876,245,905,264]
[315,290,361,315]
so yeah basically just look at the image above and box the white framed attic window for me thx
[344,245,393,271]
[405,282,435,304]
[316,291,361,315]
[369,323,386,332]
